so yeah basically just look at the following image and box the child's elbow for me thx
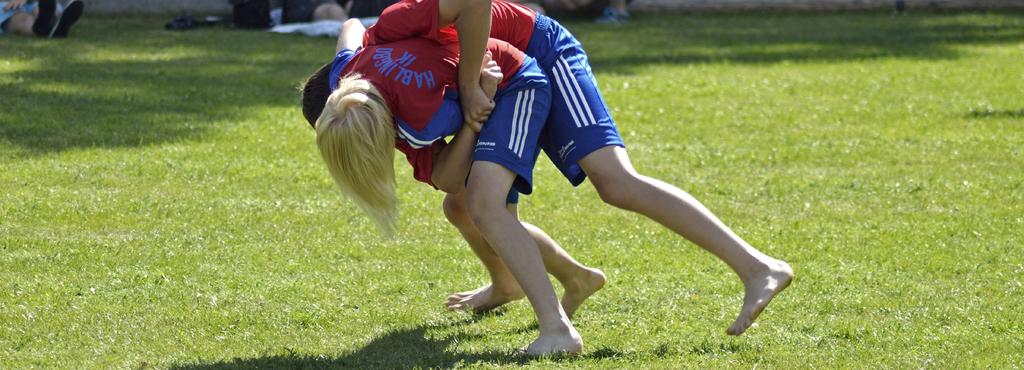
[431,172,464,194]
[434,178,464,195]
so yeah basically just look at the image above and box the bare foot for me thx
[727,259,794,335]
[525,324,583,355]
[446,284,524,313]
[561,267,606,318]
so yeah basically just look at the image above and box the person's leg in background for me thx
[2,10,36,35]
[0,0,48,36]
[49,0,83,38]
[1,0,80,38]
[595,0,629,24]
[312,1,347,21]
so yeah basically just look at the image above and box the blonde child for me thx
[306,14,593,353]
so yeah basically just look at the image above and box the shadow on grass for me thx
[170,317,627,369]
[3,13,1022,153]
[0,23,326,155]
[565,11,1024,73]
[965,108,1024,119]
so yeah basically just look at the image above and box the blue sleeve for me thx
[395,98,463,149]
[328,48,357,91]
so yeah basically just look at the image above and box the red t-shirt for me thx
[351,0,535,186]
[340,38,459,131]
[366,0,537,52]
[340,38,529,186]
[365,0,529,88]
[364,0,456,45]
[488,0,537,52]
[371,38,527,186]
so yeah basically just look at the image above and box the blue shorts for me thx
[527,15,625,186]
[0,1,37,34]
[389,57,549,205]
[474,58,552,202]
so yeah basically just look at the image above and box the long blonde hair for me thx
[315,74,398,235]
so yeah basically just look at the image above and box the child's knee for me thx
[591,173,643,210]
[442,193,472,227]
[465,188,508,226]
[596,184,635,210]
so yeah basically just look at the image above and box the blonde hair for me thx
[315,74,398,235]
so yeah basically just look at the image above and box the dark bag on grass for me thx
[347,0,397,18]
[230,0,272,29]
[282,0,320,23]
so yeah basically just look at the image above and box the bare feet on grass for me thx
[446,284,524,313]
[447,267,605,317]
[727,259,794,335]
[525,323,583,356]
[561,267,606,318]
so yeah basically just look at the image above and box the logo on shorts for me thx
[558,140,576,160]
[476,141,496,152]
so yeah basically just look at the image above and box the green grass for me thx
[2,10,1023,369]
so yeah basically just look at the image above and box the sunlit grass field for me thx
[1,10,1022,368]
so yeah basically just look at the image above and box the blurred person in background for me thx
[277,0,348,24]
[1,0,83,38]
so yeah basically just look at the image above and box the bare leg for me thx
[443,192,525,312]
[443,192,605,317]
[5,12,36,36]
[579,146,793,335]
[521,221,605,318]
[465,161,581,354]
[312,3,347,22]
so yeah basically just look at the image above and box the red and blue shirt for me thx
[367,0,538,54]
[329,4,534,185]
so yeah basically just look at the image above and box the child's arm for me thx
[479,51,500,98]
[439,0,495,128]
[430,53,503,193]
[336,19,366,53]
[430,124,480,194]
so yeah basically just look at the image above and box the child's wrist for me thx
[458,76,482,90]
[461,121,482,134]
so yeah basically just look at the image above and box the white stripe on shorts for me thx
[558,56,598,127]
[551,62,586,128]
[515,89,536,156]
[508,90,525,155]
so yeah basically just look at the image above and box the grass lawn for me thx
[2,10,1023,369]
